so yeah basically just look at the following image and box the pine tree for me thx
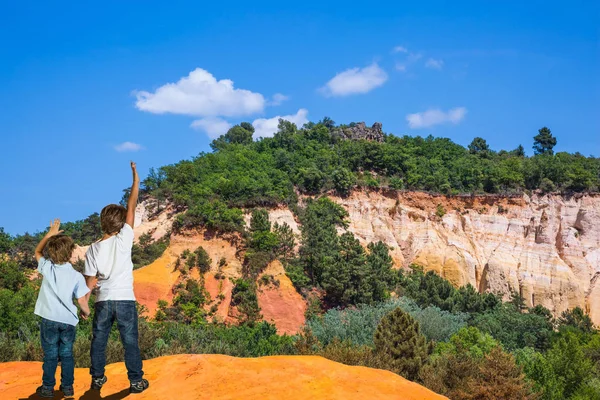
[533,127,557,155]
[373,307,432,380]
[322,232,367,306]
[250,209,271,233]
[366,241,396,303]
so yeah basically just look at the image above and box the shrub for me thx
[436,204,446,218]
[305,298,467,347]
[194,246,212,274]
[231,279,261,324]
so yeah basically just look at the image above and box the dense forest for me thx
[1,119,599,399]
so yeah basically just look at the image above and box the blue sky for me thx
[0,0,598,234]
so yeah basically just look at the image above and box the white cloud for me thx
[393,52,423,74]
[406,107,467,129]
[190,117,232,138]
[114,142,144,152]
[425,58,444,70]
[395,63,407,72]
[392,45,408,53]
[269,93,289,106]
[320,63,388,97]
[252,109,309,138]
[134,68,265,117]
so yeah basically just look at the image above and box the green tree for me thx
[322,232,368,306]
[240,122,255,134]
[473,303,553,351]
[273,222,295,259]
[558,307,594,334]
[319,116,336,130]
[332,168,355,195]
[224,124,254,145]
[545,331,595,398]
[365,241,396,303]
[468,137,490,155]
[194,246,212,274]
[513,144,526,157]
[231,278,261,324]
[298,197,347,285]
[0,259,27,291]
[250,209,271,233]
[373,307,431,380]
[0,227,13,253]
[533,127,557,155]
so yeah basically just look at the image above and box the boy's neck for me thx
[102,232,118,240]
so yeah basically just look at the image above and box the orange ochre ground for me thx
[0,354,447,400]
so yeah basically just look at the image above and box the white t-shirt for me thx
[84,223,136,302]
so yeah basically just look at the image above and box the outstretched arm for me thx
[126,161,140,228]
[35,219,63,261]
[77,296,91,320]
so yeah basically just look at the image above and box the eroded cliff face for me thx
[121,192,600,331]
[333,191,600,325]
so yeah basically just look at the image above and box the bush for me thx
[473,304,553,351]
[0,259,28,291]
[421,345,537,400]
[305,298,467,347]
[194,246,212,274]
[332,168,356,195]
[231,279,261,324]
[174,199,244,233]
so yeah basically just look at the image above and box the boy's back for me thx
[35,257,89,326]
[84,223,135,302]
[33,221,91,398]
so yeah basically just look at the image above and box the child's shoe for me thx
[91,375,108,390]
[35,385,54,398]
[60,384,74,397]
[130,379,150,394]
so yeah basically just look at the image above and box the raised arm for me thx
[35,219,63,261]
[126,161,140,228]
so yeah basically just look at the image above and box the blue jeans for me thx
[40,318,76,388]
[90,300,144,382]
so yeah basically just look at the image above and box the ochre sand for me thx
[0,354,447,399]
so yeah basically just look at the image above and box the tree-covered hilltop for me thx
[142,119,599,233]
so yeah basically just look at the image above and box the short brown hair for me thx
[46,235,75,264]
[100,204,127,235]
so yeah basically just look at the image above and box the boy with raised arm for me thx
[34,219,91,398]
[84,161,149,394]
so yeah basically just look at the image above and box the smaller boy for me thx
[34,219,91,398]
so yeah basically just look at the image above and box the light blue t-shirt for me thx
[34,257,90,326]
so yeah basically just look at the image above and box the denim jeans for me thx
[90,300,144,382]
[40,318,76,388]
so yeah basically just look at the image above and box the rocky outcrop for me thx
[335,122,384,142]
[0,354,447,399]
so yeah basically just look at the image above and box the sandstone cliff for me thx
[333,191,600,325]
[0,354,447,399]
